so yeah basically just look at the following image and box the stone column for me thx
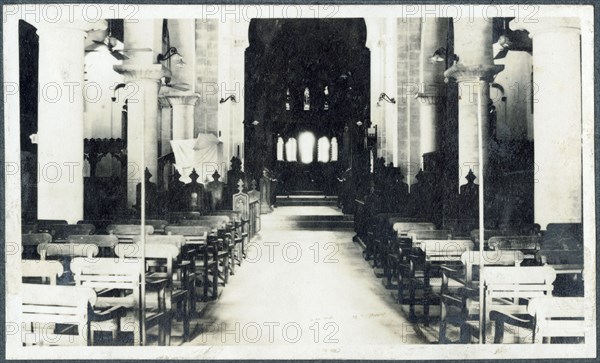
[384,18,399,166]
[417,18,448,163]
[522,19,582,228]
[35,19,106,223]
[168,94,200,140]
[444,19,503,191]
[114,65,170,207]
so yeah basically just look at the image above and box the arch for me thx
[298,132,316,164]
[276,137,284,161]
[285,138,297,162]
[331,137,339,161]
[317,136,330,163]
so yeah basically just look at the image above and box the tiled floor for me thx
[182,207,427,347]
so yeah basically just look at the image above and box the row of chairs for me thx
[20,211,251,346]
[359,216,585,344]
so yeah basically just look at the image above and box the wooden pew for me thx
[37,219,68,233]
[377,221,435,272]
[165,226,219,301]
[130,234,196,315]
[22,260,64,285]
[37,243,100,260]
[477,265,556,343]
[438,250,525,343]
[22,223,38,234]
[67,235,119,257]
[389,229,451,290]
[49,224,96,242]
[176,219,236,278]
[106,224,154,244]
[77,219,113,235]
[404,239,473,322]
[491,296,585,344]
[21,284,96,346]
[115,243,190,343]
[21,233,52,259]
[70,257,169,346]
[537,223,584,297]
[127,219,169,235]
[210,210,249,260]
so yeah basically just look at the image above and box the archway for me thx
[244,18,371,195]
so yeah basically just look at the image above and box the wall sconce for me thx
[219,95,237,104]
[429,47,459,65]
[355,120,363,126]
[376,93,396,107]
[111,83,127,102]
[157,47,184,67]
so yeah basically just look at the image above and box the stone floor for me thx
[181,206,428,347]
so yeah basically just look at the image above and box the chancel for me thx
[9,9,590,351]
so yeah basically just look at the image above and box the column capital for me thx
[113,64,171,82]
[158,96,172,108]
[444,63,505,83]
[166,93,201,107]
[33,19,106,36]
[512,18,580,37]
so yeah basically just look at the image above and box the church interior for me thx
[10,13,590,350]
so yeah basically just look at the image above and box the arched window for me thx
[317,137,330,162]
[276,137,284,161]
[285,138,297,162]
[298,132,315,164]
[331,137,338,161]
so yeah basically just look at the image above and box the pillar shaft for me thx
[529,19,582,228]
[445,19,503,190]
[114,65,170,207]
[36,20,106,223]
[417,18,448,161]
[168,94,199,140]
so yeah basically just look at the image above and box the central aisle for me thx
[186,206,426,346]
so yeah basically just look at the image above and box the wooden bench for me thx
[106,224,154,244]
[375,221,435,271]
[438,250,525,343]
[115,242,190,343]
[478,265,556,343]
[21,233,52,259]
[488,235,541,256]
[388,229,452,290]
[404,239,473,322]
[67,235,119,257]
[77,219,113,235]
[127,220,169,235]
[129,234,196,314]
[165,226,219,301]
[21,284,96,346]
[491,296,585,344]
[48,224,95,242]
[22,223,38,234]
[37,219,68,233]
[71,257,169,346]
[22,260,64,285]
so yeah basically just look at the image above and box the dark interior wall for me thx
[244,18,370,191]
[19,20,38,221]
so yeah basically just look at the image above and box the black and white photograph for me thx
[2,3,597,360]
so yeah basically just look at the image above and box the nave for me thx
[186,206,426,346]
